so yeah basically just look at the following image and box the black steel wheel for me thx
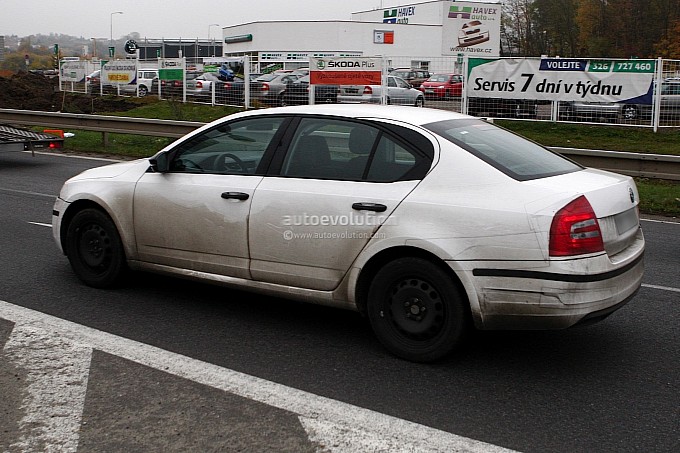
[621,104,639,120]
[65,208,127,288]
[367,257,468,362]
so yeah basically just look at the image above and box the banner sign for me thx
[310,57,382,85]
[101,60,137,85]
[442,2,501,56]
[59,61,88,83]
[158,58,185,81]
[467,58,656,103]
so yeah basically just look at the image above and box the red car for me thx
[419,73,463,100]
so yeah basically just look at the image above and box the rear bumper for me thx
[455,229,645,330]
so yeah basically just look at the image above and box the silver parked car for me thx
[338,76,425,106]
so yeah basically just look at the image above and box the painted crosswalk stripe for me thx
[1,300,515,453]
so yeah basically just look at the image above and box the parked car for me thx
[419,73,464,100]
[467,97,538,118]
[281,75,338,106]
[186,73,214,100]
[560,80,680,121]
[338,76,425,106]
[251,72,303,105]
[52,104,644,362]
[388,68,431,88]
[118,69,158,97]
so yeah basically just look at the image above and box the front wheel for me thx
[65,208,127,288]
[366,258,469,362]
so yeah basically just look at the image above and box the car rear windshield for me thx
[424,119,582,181]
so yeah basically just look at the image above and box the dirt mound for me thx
[0,71,138,114]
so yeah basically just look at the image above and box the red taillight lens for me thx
[363,86,373,95]
[262,83,270,92]
[49,142,62,149]
[224,82,232,90]
[549,195,604,257]
[196,81,203,88]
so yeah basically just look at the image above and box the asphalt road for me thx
[1,150,678,452]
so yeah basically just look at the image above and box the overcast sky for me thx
[0,0,497,40]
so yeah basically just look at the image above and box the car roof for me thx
[226,104,470,126]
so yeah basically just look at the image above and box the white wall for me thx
[222,21,443,59]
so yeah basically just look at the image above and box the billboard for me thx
[310,57,382,85]
[467,58,656,103]
[442,2,501,56]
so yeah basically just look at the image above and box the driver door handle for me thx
[221,192,249,200]
[352,202,387,212]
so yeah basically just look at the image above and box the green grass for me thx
[496,120,680,155]
[57,98,680,216]
[636,178,680,217]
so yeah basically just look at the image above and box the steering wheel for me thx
[214,153,249,173]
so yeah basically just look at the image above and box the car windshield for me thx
[424,119,582,181]
[428,74,450,82]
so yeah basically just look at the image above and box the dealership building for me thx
[218,0,501,72]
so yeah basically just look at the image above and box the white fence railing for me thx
[59,57,680,131]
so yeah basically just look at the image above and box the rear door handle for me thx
[221,192,249,200]
[352,202,387,212]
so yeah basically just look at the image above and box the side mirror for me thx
[149,152,170,173]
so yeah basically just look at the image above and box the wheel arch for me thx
[353,245,471,321]
[59,199,133,260]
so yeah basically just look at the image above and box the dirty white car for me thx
[53,105,644,362]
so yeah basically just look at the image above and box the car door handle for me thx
[221,192,249,200]
[352,202,387,212]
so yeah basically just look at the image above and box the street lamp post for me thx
[110,11,124,53]
[209,24,220,57]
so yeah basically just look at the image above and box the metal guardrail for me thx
[0,108,678,180]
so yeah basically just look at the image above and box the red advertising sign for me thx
[310,57,382,85]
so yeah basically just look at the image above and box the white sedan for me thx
[53,105,644,362]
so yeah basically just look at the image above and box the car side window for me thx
[279,118,433,182]
[169,117,284,175]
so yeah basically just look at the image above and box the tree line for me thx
[502,0,680,58]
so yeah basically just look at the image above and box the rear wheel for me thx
[65,208,127,288]
[621,104,639,120]
[138,85,148,97]
[414,96,425,107]
[366,258,468,362]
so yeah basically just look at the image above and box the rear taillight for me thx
[196,81,203,88]
[262,83,270,92]
[224,82,232,90]
[363,86,373,95]
[49,142,62,149]
[549,195,604,257]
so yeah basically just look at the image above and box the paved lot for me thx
[1,151,678,452]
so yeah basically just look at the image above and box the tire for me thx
[414,96,425,107]
[138,85,148,97]
[65,208,127,288]
[621,104,639,120]
[366,257,468,362]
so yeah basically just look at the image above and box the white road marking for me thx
[0,187,55,199]
[642,283,680,293]
[27,222,52,228]
[0,300,515,453]
[4,323,91,452]
[640,218,680,225]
